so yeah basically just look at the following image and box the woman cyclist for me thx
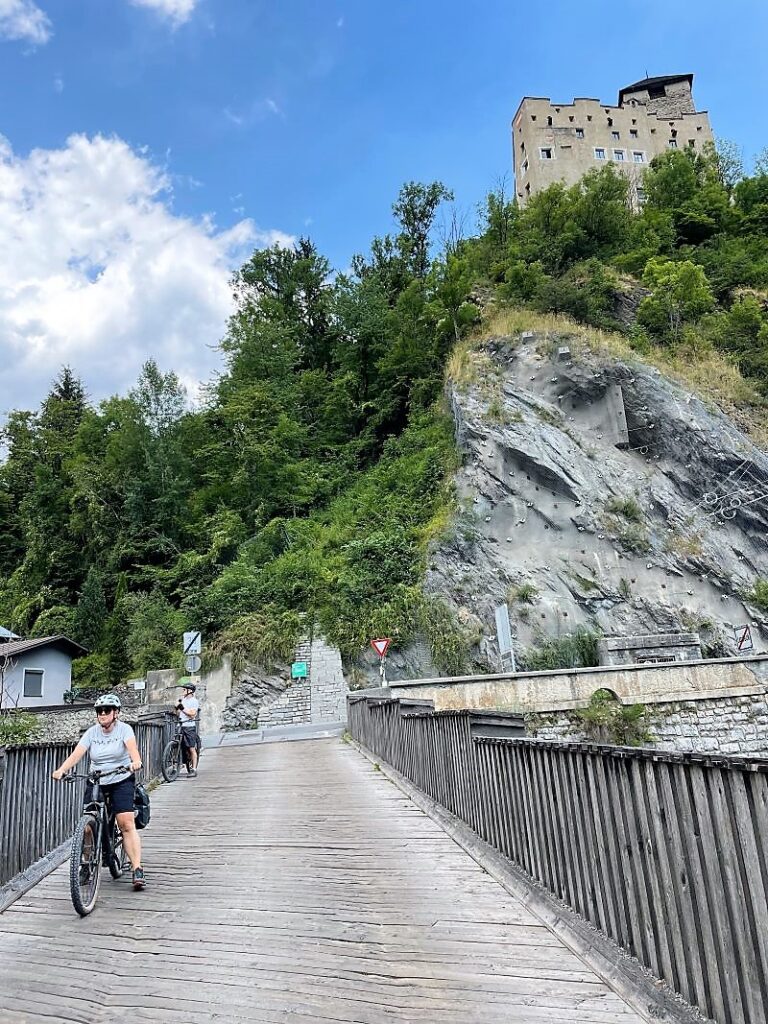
[53,693,146,890]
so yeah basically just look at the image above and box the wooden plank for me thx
[0,738,645,1024]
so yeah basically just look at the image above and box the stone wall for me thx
[386,654,768,712]
[256,637,348,730]
[528,691,768,757]
[26,704,168,746]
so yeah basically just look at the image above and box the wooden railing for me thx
[0,715,173,888]
[348,693,768,1024]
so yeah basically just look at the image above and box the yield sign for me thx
[371,638,391,658]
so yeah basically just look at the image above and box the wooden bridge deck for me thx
[0,738,645,1024]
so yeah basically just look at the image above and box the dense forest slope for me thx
[3,146,768,687]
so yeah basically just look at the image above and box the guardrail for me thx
[0,715,173,888]
[348,693,768,1024]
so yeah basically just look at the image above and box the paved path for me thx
[0,739,645,1024]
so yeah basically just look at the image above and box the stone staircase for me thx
[257,637,348,730]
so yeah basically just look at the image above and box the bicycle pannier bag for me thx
[134,783,151,830]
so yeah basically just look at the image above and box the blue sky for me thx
[2,0,768,414]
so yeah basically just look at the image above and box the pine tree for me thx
[104,574,128,687]
[73,566,108,651]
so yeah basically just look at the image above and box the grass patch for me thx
[748,579,768,612]
[605,496,643,522]
[523,628,600,671]
[509,582,538,604]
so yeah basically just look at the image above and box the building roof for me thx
[0,635,87,660]
[619,74,693,104]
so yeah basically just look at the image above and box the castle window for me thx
[568,115,574,122]
[525,182,531,196]
[688,139,696,148]
[555,107,561,113]
[630,129,639,139]
[648,84,666,99]
[594,147,606,160]
[632,151,645,163]
[540,147,553,159]
[607,117,614,127]
[650,127,657,134]
[531,115,537,121]
[668,138,678,148]
[522,159,529,174]
[521,141,526,153]
[575,127,584,138]
[697,125,703,131]
[632,118,637,125]
[611,130,620,141]
[613,149,626,162]
[547,116,553,126]
[587,114,592,122]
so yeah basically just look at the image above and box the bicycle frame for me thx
[65,766,131,915]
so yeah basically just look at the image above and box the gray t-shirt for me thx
[79,721,135,776]
[179,695,199,728]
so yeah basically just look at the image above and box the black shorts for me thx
[101,774,136,815]
[180,726,198,750]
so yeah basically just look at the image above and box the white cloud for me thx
[0,133,294,414]
[53,74,63,93]
[0,0,51,45]
[129,0,198,26]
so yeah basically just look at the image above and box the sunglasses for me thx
[95,707,116,715]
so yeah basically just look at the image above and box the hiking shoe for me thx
[132,867,146,891]
[188,769,197,777]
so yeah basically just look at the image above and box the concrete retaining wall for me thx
[385,654,768,712]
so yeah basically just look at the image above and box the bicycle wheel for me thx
[108,822,128,879]
[69,814,102,916]
[161,739,181,782]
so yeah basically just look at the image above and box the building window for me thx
[23,669,44,698]
[688,139,696,148]
[525,182,531,196]
[568,115,574,122]
[650,127,657,134]
[631,118,637,125]
[521,159,529,174]
[607,117,613,127]
[611,130,620,141]
[648,84,666,100]
[594,147,606,160]
[668,138,678,149]
[575,127,584,138]
[520,141,526,153]
[613,149,626,162]
[587,115,592,122]
[531,115,537,121]
[636,187,647,205]
[632,151,645,163]
[697,125,703,131]
[539,147,553,160]
[630,129,638,139]
[546,116,553,126]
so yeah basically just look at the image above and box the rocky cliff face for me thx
[416,329,768,673]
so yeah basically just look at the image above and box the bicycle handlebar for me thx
[63,765,132,784]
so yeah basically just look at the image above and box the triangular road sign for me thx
[371,638,391,658]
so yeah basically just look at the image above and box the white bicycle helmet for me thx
[94,693,122,709]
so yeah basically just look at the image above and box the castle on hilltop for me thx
[512,74,714,207]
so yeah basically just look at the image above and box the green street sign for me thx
[291,661,308,679]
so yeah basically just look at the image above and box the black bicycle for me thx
[161,721,201,782]
[64,765,131,916]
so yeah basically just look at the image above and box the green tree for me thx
[638,258,715,339]
[74,566,108,650]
